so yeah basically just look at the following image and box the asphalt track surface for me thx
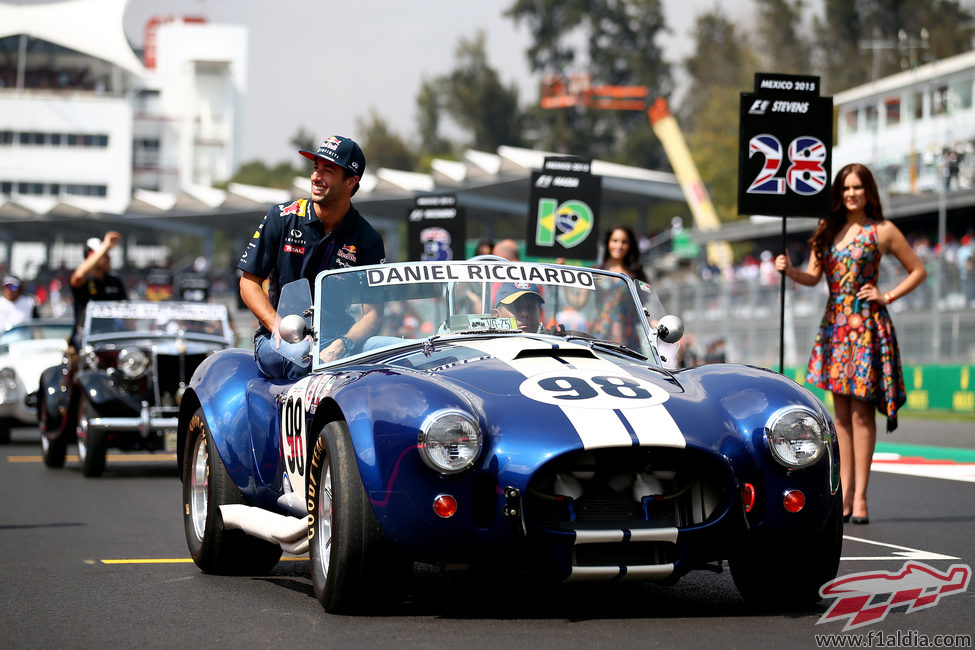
[2,417,973,649]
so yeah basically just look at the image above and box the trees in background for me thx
[678,11,761,223]
[229,0,975,218]
[505,0,672,169]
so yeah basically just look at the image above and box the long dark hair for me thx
[601,225,646,281]
[808,163,885,261]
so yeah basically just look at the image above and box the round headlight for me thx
[765,406,827,469]
[0,367,18,394]
[117,347,150,378]
[417,409,482,474]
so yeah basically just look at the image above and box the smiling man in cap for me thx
[238,135,386,379]
[493,282,545,333]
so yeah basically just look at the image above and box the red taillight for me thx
[783,490,805,513]
[743,483,756,513]
[433,494,458,518]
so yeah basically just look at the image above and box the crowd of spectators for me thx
[642,225,975,312]
[4,225,971,365]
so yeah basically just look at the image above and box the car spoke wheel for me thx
[308,420,411,613]
[730,491,843,608]
[77,394,107,477]
[39,393,67,468]
[181,407,281,575]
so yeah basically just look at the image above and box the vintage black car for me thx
[39,300,233,476]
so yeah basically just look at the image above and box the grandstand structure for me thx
[1,0,971,364]
[833,48,975,195]
[0,0,686,279]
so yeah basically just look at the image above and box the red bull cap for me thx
[299,135,366,178]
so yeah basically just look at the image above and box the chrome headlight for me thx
[0,367,18,397]
[765,406,828,468]
[417,409,482,474]
[117,347,150,379]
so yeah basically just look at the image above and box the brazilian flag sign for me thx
[526,157,601,261]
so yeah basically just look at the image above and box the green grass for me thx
[899,409,975,423]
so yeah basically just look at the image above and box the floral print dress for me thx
[806,219,906,431]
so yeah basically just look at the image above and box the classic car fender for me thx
[178,348,283,504]
[75,371,143,415]
[324,367,475,498]
[38,364,71,433]
[671,363,840,528]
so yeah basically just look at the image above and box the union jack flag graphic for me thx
[818,561,970,631]
[787,137,828,195]
[747,134,785,194]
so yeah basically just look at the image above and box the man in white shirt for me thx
[0,276,36,331]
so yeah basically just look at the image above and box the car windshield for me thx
[0,323,72,344]
[313,261,668,367]
[85,302,231,340]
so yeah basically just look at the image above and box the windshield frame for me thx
[311,260,666,370]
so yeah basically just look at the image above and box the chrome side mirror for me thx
[278,314,308,344]
[656,314,684,344]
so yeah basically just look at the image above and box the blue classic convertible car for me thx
[177,259,841,613]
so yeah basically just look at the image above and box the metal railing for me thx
[653,255,975,367]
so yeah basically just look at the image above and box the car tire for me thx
[0,418,10,444]
[182,407,282,575]
[77,394,107,477]
[729,492,843,608]
[39,393,67,469]
[308,419,411,613]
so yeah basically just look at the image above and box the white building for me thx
[0,0,247,216]
[832,49,975,195]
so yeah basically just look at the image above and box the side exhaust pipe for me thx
[219,504,309,555]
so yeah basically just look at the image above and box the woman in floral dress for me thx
[775,164,926,525]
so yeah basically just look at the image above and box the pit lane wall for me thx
[783,364,975,415]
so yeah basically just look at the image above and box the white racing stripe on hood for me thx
[460,337,685,449]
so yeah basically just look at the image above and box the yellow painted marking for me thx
[7,454,176,463]
[99,556,306,565]
[102,558,196,564]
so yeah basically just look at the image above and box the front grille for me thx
[154,353,206,404]
[526,447,731,531]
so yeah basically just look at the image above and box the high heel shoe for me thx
[843,513,851,523]
[851,516,869,525]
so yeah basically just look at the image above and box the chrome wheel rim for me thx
[315,461,333,576]
[189,434,208,542]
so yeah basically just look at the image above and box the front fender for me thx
[178,348,281,504]
[75,371,141,415]
[332,368,472,500]
[38,364,71,435]
[674,363,840,529]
